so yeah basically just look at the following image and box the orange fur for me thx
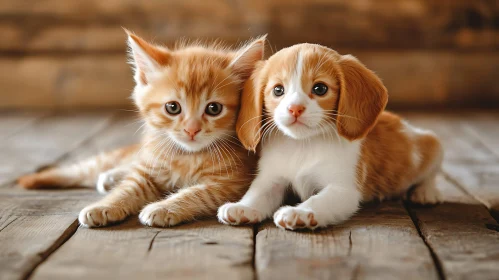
[358,112,442,201]
[237,43,442,202]
[18,32,264,227]
[18,144,139,189]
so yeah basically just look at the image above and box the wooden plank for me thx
[0,112,113,186]
[461,113,499,160]
[0,0,497,52]
[267,0,499,51]
[0,114,141,280]
[461,113,499,220]
[0,1,260,53]
[256,201,438,280]
[404,113,499,164]
[0,56,134,109]
[0,215,79,280]
[406,174,499,279]
[57,112,141,163]
[0,111,48,141]
[31,220,254,280]
[2,52,499,110]
[405,112,499,215]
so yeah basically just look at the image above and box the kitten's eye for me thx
[312,83,328,96]
[205,102,223,116]
[273,85,285,97]
[165,101,181,115]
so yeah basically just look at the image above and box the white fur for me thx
[127,35,163,87]
[96,167,128,194]
[401,120,424,168]
[218,52,362,229]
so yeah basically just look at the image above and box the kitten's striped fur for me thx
[18,32,264,227]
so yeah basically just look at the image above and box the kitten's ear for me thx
[229,35,266,80]
[336,55,388,140]
[236,61,265,152]
[125,30,171,86]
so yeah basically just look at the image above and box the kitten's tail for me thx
[18,144,139,190]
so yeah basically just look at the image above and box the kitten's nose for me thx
[288,104,305,117]
[184,127,201,138]
[184,119,202,139]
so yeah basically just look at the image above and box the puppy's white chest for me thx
[260,135,361,187]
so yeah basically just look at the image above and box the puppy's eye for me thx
[165,101,181,115]
[312,83,328,96]
[273,85,285,96]
[205,102,223,116]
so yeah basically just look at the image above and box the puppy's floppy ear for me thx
[336,55,388,140]
[236,61,265,152]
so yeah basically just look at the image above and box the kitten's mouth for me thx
[290,118,308,127]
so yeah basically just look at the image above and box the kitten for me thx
[18,31,264,227]
[218,43,443,230]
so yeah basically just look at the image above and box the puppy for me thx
[217,43,443,230]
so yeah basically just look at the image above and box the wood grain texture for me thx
[256,202,438,280]
[406,175,499,280]
[0,215,79,280]
[31,219,254,280]
[0,57,134,108]
[0,111,498,280]
[0,113,113,186]
[0,113,140,280]
[1,52,499,109]
[0,111,48,141]
[463,114,499,158]
[405,112,499,213]
[0,0,497,52]
[404,112,499,279]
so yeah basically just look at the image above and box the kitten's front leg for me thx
[218,173,287,225]
[139,182,247,227]
[274,184,361,230]
[79,167,162,227]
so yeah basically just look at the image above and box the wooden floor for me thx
[0,110,498,280]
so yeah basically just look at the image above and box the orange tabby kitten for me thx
[18,31,264,227]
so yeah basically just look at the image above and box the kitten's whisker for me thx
[213,141,229,177]
[133,122,147,136]
[215,139,236,177]
[219,138,243,166]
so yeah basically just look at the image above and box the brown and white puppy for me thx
[218,43,443,230]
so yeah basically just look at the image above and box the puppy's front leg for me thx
[274,184,361,230]
[218,172,287,225]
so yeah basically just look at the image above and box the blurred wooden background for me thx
[0,0,498,109]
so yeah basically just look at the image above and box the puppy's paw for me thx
[273,206,319,230]
[409,186,443,205]
[217,203,264,225]
[79,204,127,227]
[408,180,443,205]
[139,203,181,227]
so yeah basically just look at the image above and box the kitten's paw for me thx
[78,205,127,227]
[96,171,121,194]
[139,204,181,227]
[273,206,319,230]
[217,203,264,225]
